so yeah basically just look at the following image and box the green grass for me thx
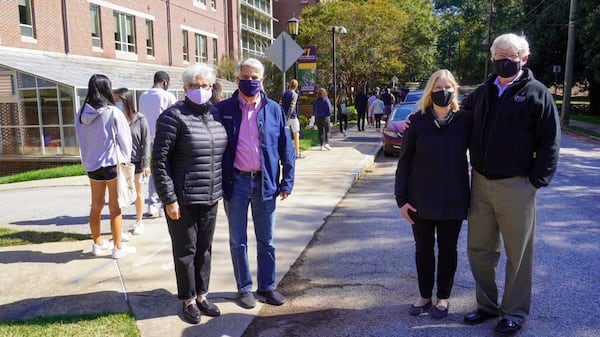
[0,312,138,337]
[0,164,85,185]
[299,129,319,151]
[0,228,89,247]
[568,125,600,138]
[570,114,600,124]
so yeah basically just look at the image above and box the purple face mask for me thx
[186,88,212,105]
[238,79,261,97]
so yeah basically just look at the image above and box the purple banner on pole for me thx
[298,45,317,94]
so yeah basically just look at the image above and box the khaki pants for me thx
[467,170,537,324]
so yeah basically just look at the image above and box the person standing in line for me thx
[461,33,560,337]
[138,71,178,223]
[370,94,385,131]
[282,79,304,159]
[313,87,332,150]
[152,63,228,324]
[212,58,295,309]
[354,86,368,131]
[211,80,225,105]
[395,69,472,320]
[113,88,151,238]
[367,90,377,127]
[75,74,136,259]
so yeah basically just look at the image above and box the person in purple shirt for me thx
[212,58,295,310]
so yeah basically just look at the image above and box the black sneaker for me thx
[237,291,256,309]
[197,299,221,317]
[256,289,286,306]
[182,302,201,324]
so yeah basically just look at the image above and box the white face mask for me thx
[186,88,212,105]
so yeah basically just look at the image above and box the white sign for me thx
[264,32,304,72]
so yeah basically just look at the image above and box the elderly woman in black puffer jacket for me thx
[152,63,227,325]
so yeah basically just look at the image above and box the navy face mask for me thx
[494,58,521,78]
[238,79,261,97]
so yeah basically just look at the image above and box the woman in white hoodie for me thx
[75,74,136,259]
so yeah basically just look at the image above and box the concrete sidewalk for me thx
[0,124,381,337]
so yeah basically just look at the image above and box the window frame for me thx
[113,11,136,53]
[145,19,154,56]
[18,0,35,38]
[90,4,102,48]
[182,30,189,62]
[195,34,208,63]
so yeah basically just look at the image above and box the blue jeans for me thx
[224,173,276,293]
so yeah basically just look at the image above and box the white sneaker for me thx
[324,144,332,150]
[132,222,145,235]
[342,130,347,137]
[91,240,114,256]
[320,146,324,151]
[121,232,131,242]
[112,243,137,259]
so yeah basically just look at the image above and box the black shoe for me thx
[429,303,449,319]
[408,300,432,316]
[256,289,286,306]
[494,318,522,336]
[182,302,201,324]
[197,299,221,317]
[464,309,499,325]
[237,291,256,309]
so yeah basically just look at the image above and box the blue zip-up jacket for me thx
[313,97,332,117]
[212,90,295,201]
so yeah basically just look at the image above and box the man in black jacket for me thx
[461,33,561,336]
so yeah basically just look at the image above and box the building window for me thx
[146,20,154,56]
[182,30,189,62]
[193,0,207,8]
[212,38,218,64]
[90,5,102,48]
[19,0,35,38]
[195,34,207,63]
[114,11,136,53]
[211,0,216,9]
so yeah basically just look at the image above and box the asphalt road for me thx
[243,130,600,337]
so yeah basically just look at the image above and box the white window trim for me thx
[193,0,207,10]
[87,0,154,20]
[180,25,218,39]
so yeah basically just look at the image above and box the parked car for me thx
[382,103,418,157]
[402,90,423,104]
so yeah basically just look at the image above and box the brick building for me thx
[0,0,277,176]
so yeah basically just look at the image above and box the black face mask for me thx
[431,89,454,107]
[494,58,521,78]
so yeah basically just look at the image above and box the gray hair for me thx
[236,58,264,79]
[181,63,216,87]
[490,33,530,59]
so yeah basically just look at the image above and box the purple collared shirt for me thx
[234,94,262,172]
[494,70,523,97]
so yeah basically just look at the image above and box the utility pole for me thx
[561,0,578,127]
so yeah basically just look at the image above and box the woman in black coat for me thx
[152,63,227,324]
[395,69,472,319]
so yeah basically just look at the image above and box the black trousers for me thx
[338,113,348,133]
[166,202,218,300]
[316,116,330,146]
[356,110,366,131]
[374,114,383,129]
[410,212,462,299]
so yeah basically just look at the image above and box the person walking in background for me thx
[355,86,368,131]
[282,79,304,159]
[212,58,295,310]
[113,88,151,236]
[381,87,395,121]
[313,87,332,150]
[152,63,228,324]
[370,94,385,131]
[75,74,136,259]
[337,92,349,137]
[395,69,472,320]
[138,71,178,221]
[461,33,560,336]
[367,90,377,128]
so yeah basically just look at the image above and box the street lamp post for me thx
[287,16,300,81]
[331,26,347,125]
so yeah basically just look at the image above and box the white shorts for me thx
[288,117,300,133]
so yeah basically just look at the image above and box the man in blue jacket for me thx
[212,58,295,309]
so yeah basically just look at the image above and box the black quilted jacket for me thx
[151,97,228,206]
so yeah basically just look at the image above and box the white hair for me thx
[490,33,530,59]
[236,58,264,78]
[181,63,216,87]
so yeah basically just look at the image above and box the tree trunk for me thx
[589,78,600,115]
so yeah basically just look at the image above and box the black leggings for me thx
[410,211,462,299]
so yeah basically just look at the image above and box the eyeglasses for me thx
[189,83,212,90]
[494,53,520,60]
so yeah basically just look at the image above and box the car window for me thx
[391,106,414,121]
[404,91,423,103]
